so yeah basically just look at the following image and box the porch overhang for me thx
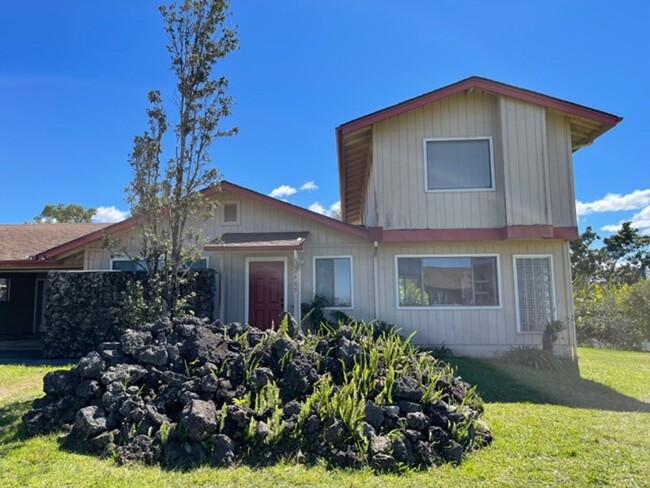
[204,232,309,252]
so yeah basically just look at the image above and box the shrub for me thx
[574,284,645,350]
[503,346,563,371]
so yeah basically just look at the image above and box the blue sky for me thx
[1,1,648,237]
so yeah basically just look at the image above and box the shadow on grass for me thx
[0,399,31,447]
[451,357,650,413]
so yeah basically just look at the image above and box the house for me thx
[0,77,621,357]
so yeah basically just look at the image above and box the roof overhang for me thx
[336,76,623,224]
[204,232,309,252]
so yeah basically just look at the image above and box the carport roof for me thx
[0,223,110,261]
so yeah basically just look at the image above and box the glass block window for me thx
[515,256,555,332]
[0,278,9,302]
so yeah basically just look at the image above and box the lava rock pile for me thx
[23,314,492,471]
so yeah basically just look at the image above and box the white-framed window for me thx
[396,254,500,309]
[221,201,240,225]
[313,256,353,309]
[423,137,495,192]
[0,278,10,302]
[110,257,148,271]
[111,256,209,271]
[513,255,556,333]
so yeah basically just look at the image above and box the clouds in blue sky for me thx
[577,189,650,235]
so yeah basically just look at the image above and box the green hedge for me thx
[43,270,217,358]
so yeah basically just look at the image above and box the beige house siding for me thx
[371,239,575,357]
[499,96,551,226]
[364,92,577,231]
[366,91,505,230]
[546,111,577,227]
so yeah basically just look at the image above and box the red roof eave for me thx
[337,76,622,136]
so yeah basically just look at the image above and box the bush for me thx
[503,346,563,371]
[574,284,646,350]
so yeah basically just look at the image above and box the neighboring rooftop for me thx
[0,223,111,261]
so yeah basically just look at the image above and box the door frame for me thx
[244,257,288,326]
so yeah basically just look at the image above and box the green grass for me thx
[1,349,648,487]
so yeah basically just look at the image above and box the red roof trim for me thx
[35,218,142,260]
[338,76,622,135]
[380,226,578,242]
[0,260,80,270]
[35,180,369,260]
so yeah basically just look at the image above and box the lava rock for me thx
[136,345,169,366]
[74,406,108,439]
[75,379,101,399]
[181,399,218,442]
[406,412,430,431]
[121,330,152,356]
[43,370,78,396]
[393,376,423,402]
[364,400,385,430]
[74,352,106,379]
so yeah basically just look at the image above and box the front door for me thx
[248,261,285,330]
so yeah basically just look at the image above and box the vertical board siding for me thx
[499,97,550,226]
[369,91,505,230]
[373,240,573,356]
[546,111,577,227]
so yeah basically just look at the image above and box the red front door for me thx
[248,261,285,330]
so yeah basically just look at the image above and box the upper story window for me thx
[314,256,353,309]
[424,137,494,192]
[0,278,10,302]
[396,255,500,308]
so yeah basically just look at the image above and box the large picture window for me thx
[314,257,352,308]
[397,255,499,308]
[0,278,9,302]
[424,138,494,191]
[514,255,555,332]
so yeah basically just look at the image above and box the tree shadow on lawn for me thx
[451,358,650,413]
[0,399,34,459]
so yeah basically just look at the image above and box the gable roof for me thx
[336,76,623,223]
[0,223,110,262]
[28,181,370,261]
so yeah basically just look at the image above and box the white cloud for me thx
[93,206,129,223]
[328,201,341,219]
[308,201,341,219]
[576,189,650,216]
[269,185,297,199]
[308,202,326,214]
[300,181,319,191]
[601,203,650,235]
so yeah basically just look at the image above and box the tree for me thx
[34,203,96,223]
[570,222,650,288]
[109,0,237,318]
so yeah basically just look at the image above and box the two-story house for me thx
[0,77,621,357]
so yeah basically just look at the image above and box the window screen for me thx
[515,256,555,332]
[315,257,352,308]
[397,256,499,307]
[426,139,492,190]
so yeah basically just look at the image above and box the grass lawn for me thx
[1,348,648,487]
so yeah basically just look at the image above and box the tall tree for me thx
[34,203,96,223]
[110,0,237,318]
[570,222,650,288]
